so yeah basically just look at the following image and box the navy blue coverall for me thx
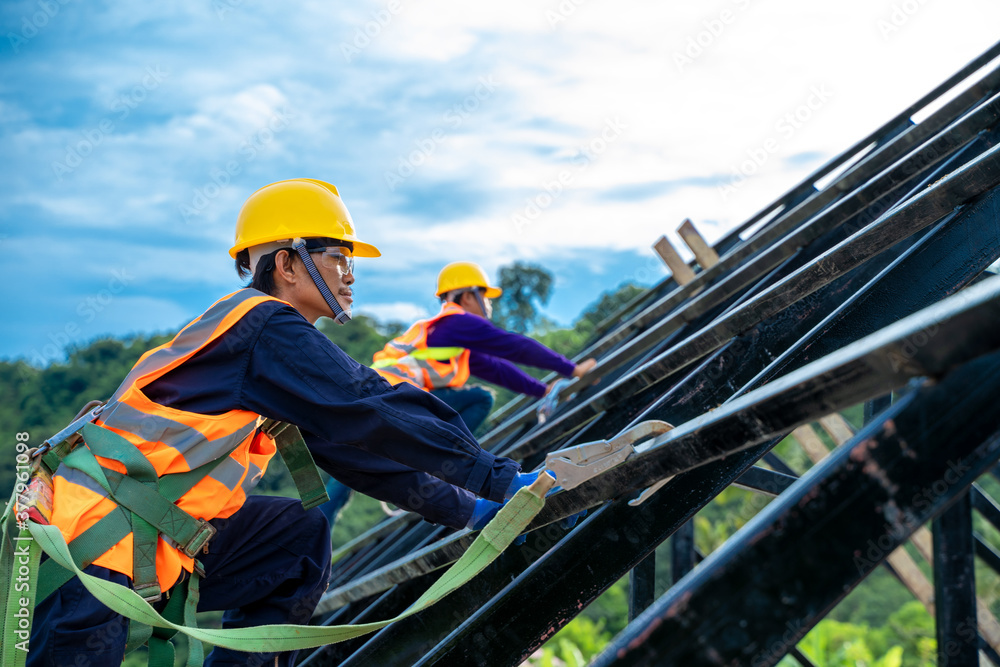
[29,298,520,666]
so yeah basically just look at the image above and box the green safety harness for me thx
[1,410,549,666]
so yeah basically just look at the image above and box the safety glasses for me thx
[310,246,355,276]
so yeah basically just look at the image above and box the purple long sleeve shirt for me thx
[426,310,576,397]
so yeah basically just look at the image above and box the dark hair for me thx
[442,287,484,305]
[235,248,289,296]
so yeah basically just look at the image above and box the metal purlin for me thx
[298,42,1000,667]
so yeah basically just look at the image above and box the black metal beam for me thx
[671,520,695,585]
[476,78,1000,452]
[304,61,1000,664]
[570,76,1000,365]
[334,520,579,667]
[628,553,656,622]
[486,38,991,431]
[530,277,1000,533]
[318,275,1000,613]
[789,647,819,667]
[742,154,1000,390]
[864,394,892,424]
[982,637,1000,667]
[975,533,1000,577]
[933,491,979,666]
[402,287,1000,667]
[500,126,1000,461]
[973,485,1000,533]
[590,350,1000,666]
[733,466,798,497]
[323,118,1000,594]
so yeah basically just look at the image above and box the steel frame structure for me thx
[296,43,1000,666]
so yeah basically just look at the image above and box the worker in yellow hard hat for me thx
[373,261,597,433]
[31,179,525,666]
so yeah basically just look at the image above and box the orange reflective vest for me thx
[372,303,471,391]
[50,289,286,592]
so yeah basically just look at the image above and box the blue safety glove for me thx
[507,470,586,530]
[467,498,501,531]
[504,470,559,501]
[467,498,527,545]
[559,508,588,530]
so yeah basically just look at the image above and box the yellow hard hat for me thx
[436,262,502,298]
[229,178,381,258]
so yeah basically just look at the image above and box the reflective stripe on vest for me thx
[50,288,287,592]
[372,303,472,391]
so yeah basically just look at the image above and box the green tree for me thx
[318,314,404,365]
[493,262,553,334]
[0,333,174,495]
[574,283,646,340]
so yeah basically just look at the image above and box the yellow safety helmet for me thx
[436,262,503,298]
[229,178,381,258]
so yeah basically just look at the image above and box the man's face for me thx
[313,246,355,318]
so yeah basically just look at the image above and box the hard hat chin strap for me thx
[473,289,491,320]
[293,238,351,325]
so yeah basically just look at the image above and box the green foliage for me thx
[829,567,919,629]
[797,609,930,667]
[318,313,404,365]
[493,261,554,334]
[330,492,391,551]
[578,576,630,637]
[0,333,173,494]
[0,274,960,667]
[482,281,646,428]
[531,282,646,360]
[528,615,614,666]
[693,485,772,554]
[572,283,646,342]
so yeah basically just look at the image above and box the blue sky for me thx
[3,0,1000,366]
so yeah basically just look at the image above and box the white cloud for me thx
[357,301,431,324]
[3,0,1000,357]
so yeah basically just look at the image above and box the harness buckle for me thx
[33,403,105,460]
[257,418,291,439]
[181,520,217,558]
[135,582,162,603]
[543,420,674,490]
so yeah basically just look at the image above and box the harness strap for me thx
[260,419,330,511]
[60,447,213,559]
[132,517,160,602]
[125,617,153,655]
[33,452,228,605]
[49,424,219,602]
[24,477,551,656]
[1,524,40,667]
[34,507,132,604]
[34,419,317,607]
[79,422,165,601]
[147,565,202,667]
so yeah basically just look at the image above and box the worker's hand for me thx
[467,497,527,545]
[467,498,501,531]
[504,470,558,501]
[571,358,597,379]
